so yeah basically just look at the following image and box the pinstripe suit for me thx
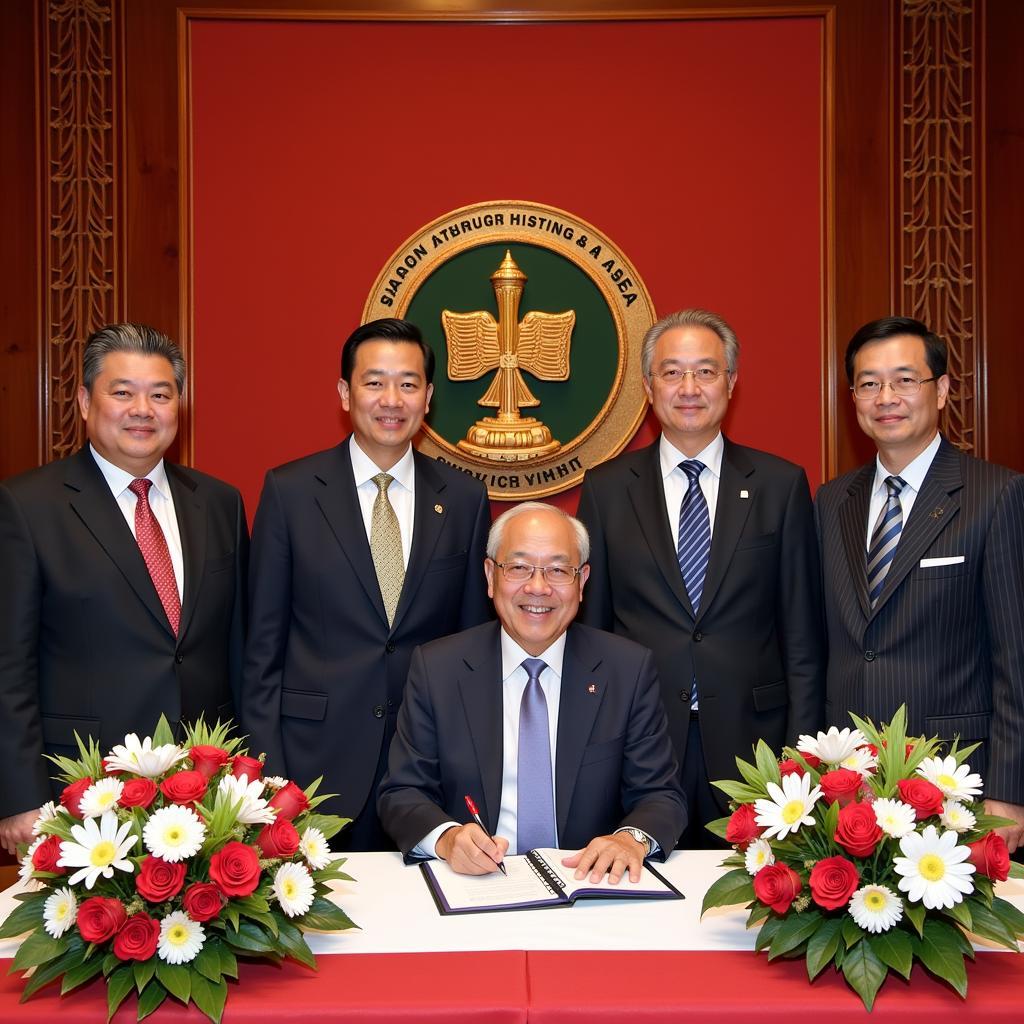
[816,438,1024,804]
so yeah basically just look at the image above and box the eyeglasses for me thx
[851,376,938,400]
[492,561,582,586]
[649,367,727,386]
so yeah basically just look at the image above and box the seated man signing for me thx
[378,502,687,883]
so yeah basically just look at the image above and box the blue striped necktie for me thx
[867,475,907,606]
[677,460,710,709]
[516,658,556,853]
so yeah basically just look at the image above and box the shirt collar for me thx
[349,436,416,492]
[659,431,724,481]
[499,627,567,682]
[89,443,171,500]
[873,431,941,495]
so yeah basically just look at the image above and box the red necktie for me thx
[129,478,181,635]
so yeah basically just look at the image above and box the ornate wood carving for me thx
[43,0,120,461]
[897,0,980,452]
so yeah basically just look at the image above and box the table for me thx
[2,851,1022,1021]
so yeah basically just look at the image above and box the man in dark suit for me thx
[242,318,491,851]
[0,324,248,854]
[817,316,1024,852]
[378,502,686,882]
[577,309,825,847]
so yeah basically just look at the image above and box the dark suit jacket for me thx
[815,437,1024,804]
[241,439,491,824]
[0,446,249,818]
[577,437,825,803]
[377,621,687,859]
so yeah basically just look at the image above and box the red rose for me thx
[160,769,208,805]
[209,841,261,897]
[819,768,863,807]
[834,802,883,858]
[257,817,301,859]
[268,781,308,821]
[60,777,93,818]
[77,896,127,943]
[183,882,224,923]
[897,778,944,820]
[231,755,263,782]
[778,759,805,778]
[725,804,763,847]
[119,777,158,809]
[968,833,1011,882]
[752,863,803,914]
[135,855,187,902]
[31,835,66,875]
[113,913,160,961]
[809,855,860,910]
[190,745,231,781]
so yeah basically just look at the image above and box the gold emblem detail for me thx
[434,504,443,514]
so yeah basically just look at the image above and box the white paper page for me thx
[532,848,678,899]
[424,854,559,912]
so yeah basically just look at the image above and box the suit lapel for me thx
[455,623,505,831]
[554,627,605,841]
[838,463,875,619]
[167,464,204,642]
[627,443,693,616]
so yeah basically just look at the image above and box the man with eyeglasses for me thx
[816,316,1024,853]
[378,502,686,879]
[577,309,825,848]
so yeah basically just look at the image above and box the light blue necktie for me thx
[867,475,907,607]
[677,460,710,709]
[517,658,556,853]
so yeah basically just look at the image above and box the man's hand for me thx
[0,810,39,857]
[561,832,645,885]
[984,799,1024,854]
[435,823,509,875]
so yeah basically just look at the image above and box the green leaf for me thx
[60,953,106,993]
[297,895,359,932]
[0,895,46,938]
[745,902,772,927]
[967,899,1021,950]
[190,972,228,1024]
[222,904,239,931]
[700,868,756,915]
[805,916,843,979]
[869,928,913,980]
[20,943,84,1000]
[234,893,271,915]
[12,929,68,971]
[218,943,238,979]
[137,980,167,1020]
[106,965,136,1022]
[102,951,120,976]
[903,900,926,937]
[192,938,224,983]
[152,714,176,747]
[710,779,765,804]
[990,895,1024,936]
[1008,861,1024,879]
[298,813,349,842]
[768,909,822,959]
[223,918,276,953]
[754,739,782,786]
[734,756,766,791]
[754,914,783,952]
[703,816,731,841]
[274,913,317,969]
[943,900,972,930]
[156,960,191,1003]
[133,957,156,993]
[841,936,888,1010]
[841,914,864,948]
[918,918,968,997]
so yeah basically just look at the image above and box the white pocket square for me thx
[919,555,965,567]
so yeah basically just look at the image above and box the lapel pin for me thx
[930,507,944,519]
[434,504,443,514]
[740,490,749,499]
[587,683,597,695]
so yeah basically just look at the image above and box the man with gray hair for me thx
[378,501,685,881]
[0,323,248,854]
[578,309,825,847]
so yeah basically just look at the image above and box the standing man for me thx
[577,308,825,846]
[378,503,685,880]
[817,316,1024,852]
[242,318,491,851]
[0,324,248,854]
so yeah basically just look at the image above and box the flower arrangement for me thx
[701,706,1024,1009]
[1,718,356,1022]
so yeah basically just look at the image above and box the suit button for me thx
[693,631,703,643]
[385,641,396,654]
[373,705,385,719]
[386,699,394,709]
[864,650,876,662]
[175,653,184,664]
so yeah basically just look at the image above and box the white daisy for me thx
[849,884,902,933]
[32,801,62,836]
[78,777,125,818]
[754,771,823,840]
[43,886,78,938]
[915,756,983,801]
[104,733,188,778]
[18,837,45,883]
[797,726,867,766]
[143,805,206,862]
[158,911,205,964]
[262,776,289,790]
[218,774,276,825]
[58,809,137,889]
[273,862,315,917]
[299,827,331,869]
[744,837,775,875]
[939,800,977,833]
[894,824,975,909]
[872,798,918,838]
[838,746,878,778]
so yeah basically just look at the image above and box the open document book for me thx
[420,847,683,915]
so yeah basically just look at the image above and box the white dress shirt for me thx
[349,437,415,568]
[865,432,942,549]
[89,444,184,600]
[659,431,725,544]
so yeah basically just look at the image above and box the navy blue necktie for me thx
[517,658,556,853]
[867,475,907,606]
[677,460,710,709]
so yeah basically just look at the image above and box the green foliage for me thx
[754,915,783,952]
[0,893,46,939]
[60,953,106,993]
[156,960,191,1003]
[967,899,1022,950]
[12,928,68,971]
[189,972,228,1023]
[182,716,244,754]
[133,957,156,993]
[700,868,755,916]
[300,812,351,842]
[768,909,821,959]
[106,965,135,1021]
[151,715,176,748]
[804,917,843,979]
[710,779,764,804]
[754,740,782,787]
[917,918,968,997]
[136,980,168,1020]
[299,895,359,932]
[841,937,888,1010]
[869,928,913,980]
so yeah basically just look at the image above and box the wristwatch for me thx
[617,827,652,857]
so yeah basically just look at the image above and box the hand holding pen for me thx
[443,794,507,876]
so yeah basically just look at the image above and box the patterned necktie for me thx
[517,658,556,854]
[867,475,907,607]
[677,460,710,710]
[370,472,405,627]
[128,478,181,635]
